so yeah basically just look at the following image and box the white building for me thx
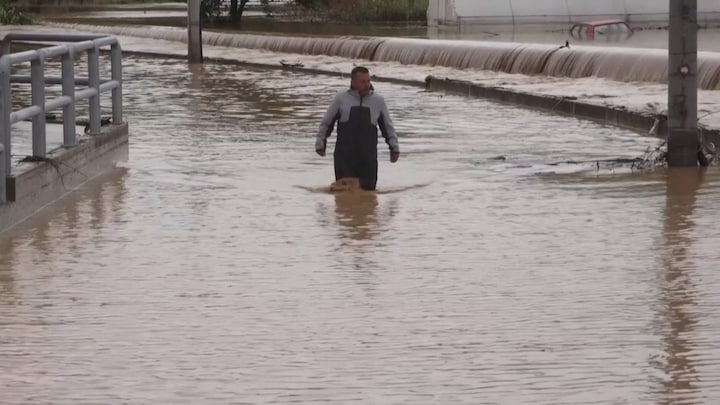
[428,0,720,28]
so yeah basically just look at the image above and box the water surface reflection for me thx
[657,168,705,405]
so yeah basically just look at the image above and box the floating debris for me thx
[632,141,668,170]
[280,60,304,68]
[631,138,718,171]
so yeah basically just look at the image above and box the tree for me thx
[200,0,222,21]
[200,0,252,23]
[0,0,31,24]
[229,0,250,22]
[294,0,328,9]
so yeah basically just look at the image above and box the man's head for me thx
[351,66,372,96]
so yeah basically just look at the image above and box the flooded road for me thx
[2,56,720,404]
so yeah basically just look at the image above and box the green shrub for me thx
[0,0,32,24]
[308,0,427,22]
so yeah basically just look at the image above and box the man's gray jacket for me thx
[315,89,400,156]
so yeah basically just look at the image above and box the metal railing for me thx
[0,33,123,203]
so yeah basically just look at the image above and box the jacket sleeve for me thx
[316,94,342,151]
[377,95,399,153]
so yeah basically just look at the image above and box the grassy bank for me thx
[1,0,31,24]
[6,0,178,14]
[339,0,427,22]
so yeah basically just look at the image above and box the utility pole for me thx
[188,0,203,64]
[667,0,699,166]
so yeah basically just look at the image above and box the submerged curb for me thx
[421,76,720,147]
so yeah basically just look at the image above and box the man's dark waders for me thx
[334,105,379,191]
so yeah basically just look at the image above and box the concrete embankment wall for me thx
[0,124,128,233]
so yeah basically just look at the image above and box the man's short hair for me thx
[351,66,370,78]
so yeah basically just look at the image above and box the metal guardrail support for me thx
[111,42,123,127]
[0,144,4,202]
[62,50,76,147]
[31,51,46,157]
[87,45,101,135]
[0,59,11,192]
[0,33,124,203]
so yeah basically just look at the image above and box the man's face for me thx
[351,72,371,96]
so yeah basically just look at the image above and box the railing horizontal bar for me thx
[3,37,119,67]
[9,50,40,64]
[75,87,98,100]
[99,80,119,92]
[40,45,71,59]
[1,33,109,43]
[45,95,74,111]
[9,105,42,124]
[73,40,99,52]
[10,75,113,86]
[94,37,119,48]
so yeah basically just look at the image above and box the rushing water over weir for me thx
[54,23,720,90]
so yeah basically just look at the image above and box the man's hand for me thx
[390,151,399,163]
[316,149,326,157]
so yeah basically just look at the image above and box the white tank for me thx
[428,0,720,27]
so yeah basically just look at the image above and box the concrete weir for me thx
[0,124,128,233]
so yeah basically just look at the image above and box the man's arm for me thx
[377,96,400,162]
[316,94,342,156]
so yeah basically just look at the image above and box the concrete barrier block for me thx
[0,123,128,233]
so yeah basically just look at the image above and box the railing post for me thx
[0,56,11,184]
[1,40,9,56]
[62,47,76,147]
[87,44,101,134]
[0,144,4,203]
[111,41,123,125]
[31,52,47,158]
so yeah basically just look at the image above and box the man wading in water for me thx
[315,66,400,191]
